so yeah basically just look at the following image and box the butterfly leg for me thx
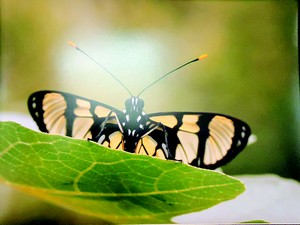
[153,123,181,162]
[141,121,172,159]
[155,122,173,160]
[90,110,114,142]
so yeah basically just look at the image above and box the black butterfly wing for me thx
[28,91,251,169]
[27,90,121,141]
[148,112,251,169]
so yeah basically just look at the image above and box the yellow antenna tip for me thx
[68,41,78,49]
[198,54,208,60]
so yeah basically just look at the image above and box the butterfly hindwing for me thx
[96,123,124,150]
[28,90,119,141]
[135,129,170,160]
[148,112,251,169]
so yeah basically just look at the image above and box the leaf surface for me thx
[0,122,245,223]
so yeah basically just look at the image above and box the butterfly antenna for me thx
[137,54,208,97]
[68,41,133,96]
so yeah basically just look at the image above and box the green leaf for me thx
[0,121,245,223]
[241,220,269,223]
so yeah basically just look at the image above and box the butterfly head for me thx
[125,97,144,113]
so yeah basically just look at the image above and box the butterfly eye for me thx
[125,98,132,110]
[137,99,144,110]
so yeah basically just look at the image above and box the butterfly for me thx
[28,42,251,169]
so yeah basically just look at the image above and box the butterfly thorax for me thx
[116,97,148,152]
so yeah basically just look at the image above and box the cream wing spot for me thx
[43,93,67,133]
[175,144,189,164]
[109,132,123,149]
[211,116,234,150]
[48,116,66,135]
[177,131,198,163]
[210,129,230,156]
[204,116,235,165]
[95,106,112,118]
[74,99,92,117]
[43,94,66,118]
[204,142,214,165]
[150,115,178,128]
[43,93,65,112]
[179,115,200,133]
[102,141,109,147]
[72,118,94,138]
[44,110,65,133]
[212,116,234,135]
[43,100,66,118]
[155,149,167,160]
[139,136,157,156]
[183,114,199,123]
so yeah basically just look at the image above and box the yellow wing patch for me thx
[204,116,234,165]
[74,99,92,117]
[136,136,157,156]
[180,115,200,133]
[95,105,112,118]
[43,93,67,134]
[177,131,198,163]
[150,115,178,128]
[72,118,94,138]
[175,144,188,164]
[109,131,123,150]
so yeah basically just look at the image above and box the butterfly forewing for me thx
[28,91,118,140]
[149,112,250,169]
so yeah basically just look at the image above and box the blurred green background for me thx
[0,0,299,223]
[1,0,298,178]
